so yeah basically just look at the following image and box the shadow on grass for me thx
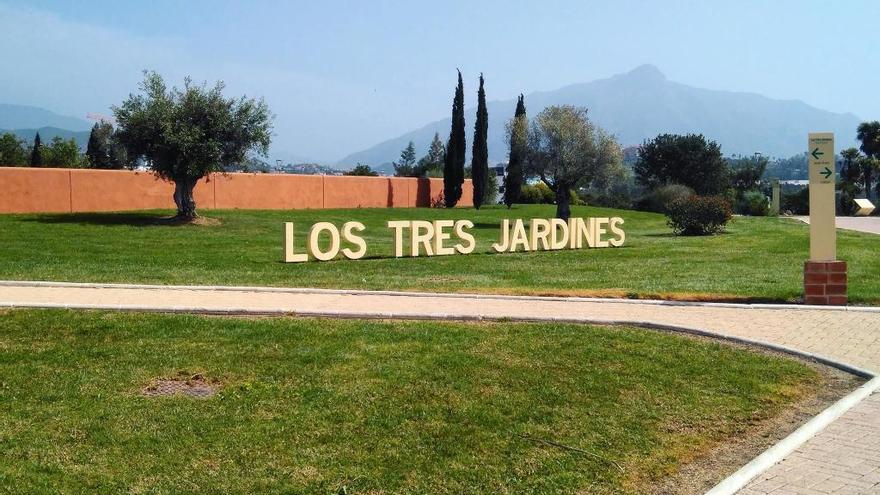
[23,213,213,227]
[643,231,733,238]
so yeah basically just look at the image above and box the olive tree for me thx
[524,105,623,219]
[113,71,272,219]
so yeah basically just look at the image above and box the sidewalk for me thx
[795,216,880,235]
[1,281,879,493]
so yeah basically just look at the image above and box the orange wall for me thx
[0,168,72,213]
[213,173,323,210]
[0,168,473,213]
[68,169,214,212]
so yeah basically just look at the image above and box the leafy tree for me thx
[838,147,862,214]
[416,132,446,177]
[728,155,767,193]
[346,163,378,176]
[471,73,489,209]
[524,105,623,220]
[634,133,729,195]
[504,94,527,208]
[43,137,86,168]
[0,133,29,166]
[839,148,862,184]
[109,132,130,169]
[857,121,880,157]
[856,121,880,200]
[113,71,272,220]
[393,141,418,177]
[443,70,466,207]
[85,121,123,169]
[30,132,43,167]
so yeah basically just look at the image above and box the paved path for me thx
[1,281,879,494]
[795,216,880,235]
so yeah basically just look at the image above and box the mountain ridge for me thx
[1,127,91,149]
[337,65,861,167]
[0,104,92,132]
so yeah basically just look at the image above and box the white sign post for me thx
[804,132,846,305]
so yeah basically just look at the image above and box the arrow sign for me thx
[821,167,832,179]
[811,147,824,160]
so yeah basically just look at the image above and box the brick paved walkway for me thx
[1,282,879,494]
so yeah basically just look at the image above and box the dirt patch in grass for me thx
[643,338,864,494]
[141,371,221,398]
[154,216,222,226]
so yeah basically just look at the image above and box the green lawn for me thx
[0,205,878,303]
[0,309,825,493]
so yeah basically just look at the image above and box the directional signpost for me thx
[804,132,846,305]
[807,133,836,260]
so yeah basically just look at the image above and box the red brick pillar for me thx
[804,261,847,306]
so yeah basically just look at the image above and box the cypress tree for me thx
[504,94,527,208]
[443,70,466,207]
[471,73,489,208]
[30,132,43,167]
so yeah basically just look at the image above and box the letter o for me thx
[308,222,341,261]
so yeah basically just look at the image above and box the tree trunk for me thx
[555,184,571,221]
[173,178,198,220]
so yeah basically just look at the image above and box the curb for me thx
[2,280,880,313]
[0,300,875,379]
[706,376,880,495]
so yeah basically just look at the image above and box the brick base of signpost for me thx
[804,261,847,305]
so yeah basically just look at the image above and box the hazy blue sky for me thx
[1,0,877,162]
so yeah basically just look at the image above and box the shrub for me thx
[520,182,555,204]
[738,190,769,216]
[665,195,732,236]
[518,183,583,206]
[635,184,695,213]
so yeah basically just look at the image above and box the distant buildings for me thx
[491,163,506,204]
[275,163,343,176]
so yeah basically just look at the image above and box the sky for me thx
[1,0,878,163]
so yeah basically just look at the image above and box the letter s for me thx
[341,221,367,259]
[454,220,475,254]
[609,217,625,247]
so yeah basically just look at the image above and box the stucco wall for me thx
[0,168,473,213]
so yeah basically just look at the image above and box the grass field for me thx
[1,205,878,303]
[0,309,832,494]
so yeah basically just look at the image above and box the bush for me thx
[518,183,582,207]
[579,180,641,210]
[738,190,769,216]
[665,195,732,236]
[635,184,695,213]
[520,182,555,204]
[781,187,809,215]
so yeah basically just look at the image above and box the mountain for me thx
[0,104,92,132]
[338,65,861,166]
[1,127,91,149]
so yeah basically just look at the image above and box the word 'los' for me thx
[283,217,625,263]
